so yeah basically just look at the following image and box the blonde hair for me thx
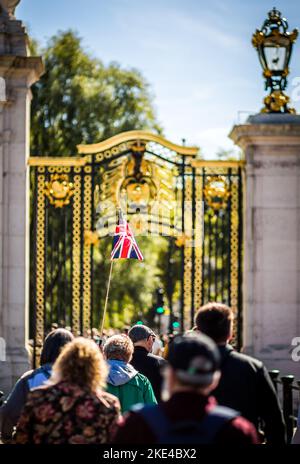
[104,334,134,362]
[50,337,108,393]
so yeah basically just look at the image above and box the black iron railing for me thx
[269,370,300,443]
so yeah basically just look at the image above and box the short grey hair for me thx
[103,334,134,362]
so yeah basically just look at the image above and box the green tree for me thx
[31,30,161,156]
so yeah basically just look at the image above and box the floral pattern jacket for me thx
[14,381,120,444]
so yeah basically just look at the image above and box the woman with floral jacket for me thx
[15,338,120,444]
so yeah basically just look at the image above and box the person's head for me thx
[50,337,108,393]
[40,328,74,366]
[103,334,134,363]
[194,303,234,345]
[164,333,221,398]
[128,325,156,353]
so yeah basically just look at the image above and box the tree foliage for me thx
[31,30,161,156]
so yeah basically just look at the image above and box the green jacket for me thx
[106,360,157,414]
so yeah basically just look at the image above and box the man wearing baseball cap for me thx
[128,325,166,402]
[114,333,258,444]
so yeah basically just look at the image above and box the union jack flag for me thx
[111,210,144,261]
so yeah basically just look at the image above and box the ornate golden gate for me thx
[29,131,244,364]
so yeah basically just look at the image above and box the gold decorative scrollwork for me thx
[262,90,295,114]
[30,133,244,354]
[120,154,158,209]
[95,142,131,163]
[204,176,230,211]
[35,174,46,366]
[84,230,99,246]
[44,174,74,208]
[230,177,239,344]
[83,174,93,332]
[183,173,193,330]
[72,175,81,335]
[175,233,190,248]
[77,130,199,156]
[130,140,147,154]
[194,171,203,311]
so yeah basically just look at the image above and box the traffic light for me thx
[155,287,165,315]
[172,316,180,331]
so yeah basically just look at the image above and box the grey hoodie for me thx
[107,359,138,386]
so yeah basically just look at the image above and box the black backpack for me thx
[132,403,239,444]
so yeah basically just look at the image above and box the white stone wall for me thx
[230,115,300,376]
[0,12,43,393]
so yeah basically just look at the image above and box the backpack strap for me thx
[194,405,239,443]
[131,403,171,441]
[131,403,239,444]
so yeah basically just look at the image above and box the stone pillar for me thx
[230,113,300,375]
[0,1,43,393]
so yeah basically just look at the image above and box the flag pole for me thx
[100,259,114,336]
[100,206,120,337]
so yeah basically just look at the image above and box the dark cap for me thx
[167,333,220,386]
[128,325,156,343]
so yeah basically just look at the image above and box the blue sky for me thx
[18,0,300,158]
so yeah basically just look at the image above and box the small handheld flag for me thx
[100,209,144,335]
[111,210,144,261]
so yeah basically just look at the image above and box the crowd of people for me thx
[0,302,297,444]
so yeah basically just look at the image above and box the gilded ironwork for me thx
[83,172,93,332]
[120,153,158,208]
[84,230,99,246]
[191,160,245,168]
[262,90,295,114]
[175,234,190,248]
[35,173,46,365]
[30,131,244,360]
[189,164,243,348]
[44,174,75,208]
[130,140,147,154]
[230,177,239,343]
[203,176,231,211]
[183,171,193,330]
[252,8,298,113]
[77,130,199,156]
[72,175,82,335]
[194,171,203,311]
[28,157,88,167]
[94,142,131,163]
[96,148,179,238]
